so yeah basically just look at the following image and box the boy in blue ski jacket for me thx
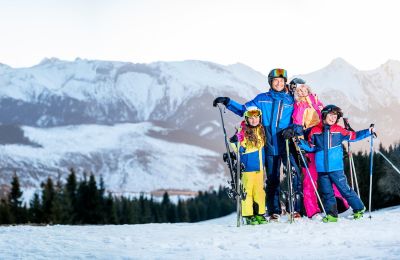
[298,105,375,222]
[214,68,302,221]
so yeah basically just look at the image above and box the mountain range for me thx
[0,57,398,198]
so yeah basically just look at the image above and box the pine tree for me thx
[139,193,153,223]
[0,199,12,224]
[9,172,23,224]
[76,172,89,224]
[104,193,117,224]
[51,173,64,224]
[177,199,189,222]
[86,173,101,224]
[41,177,56,223]
[98,175,106,223]
[64,168,78,224]
[29,193,42,224]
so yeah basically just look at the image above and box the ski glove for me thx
[213,97,230,107]
[282,128,295,139]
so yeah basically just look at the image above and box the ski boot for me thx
[353,207,366,220]
[245,216,259,225]
[293,212,302,220]
[255,215,268,224]
[268,213,280,222]
[322,214,338,223]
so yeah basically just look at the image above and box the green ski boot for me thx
[245,216,259,225]
[255,215,268,224]
[353,207,366,220]
[322,214,338,223]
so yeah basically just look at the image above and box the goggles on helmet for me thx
[270,68,287,78]
[244,109,261,118]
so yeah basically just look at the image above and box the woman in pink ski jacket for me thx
[290,78,349,219]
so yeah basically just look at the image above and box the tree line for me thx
[0,168,235,225]
[347,142,400,210]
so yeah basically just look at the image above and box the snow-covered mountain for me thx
[0,57,398,196]
[298,58,400,143]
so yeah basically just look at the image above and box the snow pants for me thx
[266,154,302,215]
[303,153,349,218]
[241,170,266,217]
[318,170,364,217]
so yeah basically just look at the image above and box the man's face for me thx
[272,78,285,92]
[324,112,338,125]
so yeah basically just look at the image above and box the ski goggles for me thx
[270,68,287,78]
[244,109,261,118]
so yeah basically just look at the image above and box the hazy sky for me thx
[0,0,399,75]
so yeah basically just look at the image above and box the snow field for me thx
[1,206,399,259]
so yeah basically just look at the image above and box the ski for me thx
[215,104,244,226]
[285,139,295,223]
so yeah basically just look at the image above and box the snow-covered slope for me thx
[0,122,225,194]
[1,206,399,258]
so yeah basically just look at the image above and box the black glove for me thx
[282,128,295,140]
[229,134,238,143]
[213,97,230,107]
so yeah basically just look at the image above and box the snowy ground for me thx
[1,207,400,259]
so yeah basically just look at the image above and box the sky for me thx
[0,0,399,75]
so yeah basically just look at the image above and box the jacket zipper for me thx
[276,101,282,128]
[324,129,330,171]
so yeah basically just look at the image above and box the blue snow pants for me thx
[318,170,364,217]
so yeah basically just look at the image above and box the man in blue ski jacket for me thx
[213,68,302,221]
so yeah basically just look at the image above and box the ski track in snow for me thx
[1,207,400,259]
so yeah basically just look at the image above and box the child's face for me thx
[247,116,260,127]
[296,85,309,97]
[324,112,338,125]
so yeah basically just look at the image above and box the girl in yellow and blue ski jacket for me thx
[231,106,267,225]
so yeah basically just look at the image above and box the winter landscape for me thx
[1,57,400,198]
[1,0,400,259]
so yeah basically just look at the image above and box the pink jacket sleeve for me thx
[292,102,308,125]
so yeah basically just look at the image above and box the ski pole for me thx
[293,138,327,216]
[368,124,375,220]
[348,143,355,189]
[351,157,361,197]
[343,117,361,196]
[236,141,242,227]
[343,118,355,190]
[285,139,294,223]
[376,151,400,175]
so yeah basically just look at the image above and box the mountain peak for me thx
[327,57,356,70]
[38,57,62,66]
[381,59,400,69]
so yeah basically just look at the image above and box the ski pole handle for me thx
[369,123,377,138]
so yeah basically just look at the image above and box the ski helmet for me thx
[268,68,287,87]
[289,78,306,86]
[288,78,306,94]
[244,106,262,125]
[321,105,343,123]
